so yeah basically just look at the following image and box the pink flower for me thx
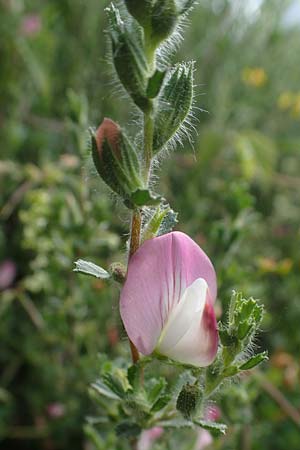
[195,405,221,450]
[21,14,41,37]
[46,403,65,419]
[195,430,213,450]
[205,404,221,422]
[0,260,17,290]
[138,427,164,450]
[120,232,218,367]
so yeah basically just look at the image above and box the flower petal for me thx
[157,278,218,366]
[120,232,217,355]
[157,278,208,352]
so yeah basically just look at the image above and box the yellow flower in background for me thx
[277,91,293,110]
[258,257,293,275]
[242,67,268,87]
[291,93,300,118]
[277,91,300,118]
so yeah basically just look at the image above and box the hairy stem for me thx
[143,107,154,182]
[128,210,142,363]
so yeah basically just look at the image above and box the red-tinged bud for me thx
[91,118,162,208]
[91,119,145,207]
[94,118,120,159]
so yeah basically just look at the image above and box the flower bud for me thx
[124,0,152,29]
[176,383,202,418]
[153,62,194,153]
[125,0,178,48]
[91,118,144,203]
[107,4,150,111]
[120,232,218,367]
[150,0,178,47]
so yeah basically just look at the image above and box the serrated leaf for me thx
[237,319,253,340]
[239,351,268,370]
[91,381,121,401]
[194,419,227,436]
[239,298,257,321]
[73,259,110,279]
[218,324,237,347]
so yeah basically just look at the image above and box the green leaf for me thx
[142,204,178,241]
[147,70,166,98]
[218,324,237,347]
[91,381,121,401]
[130,189,162,207]
[222,365,239,378]
[239,351,268,370]
[73,259,110,279]
[84,425,105,450]
[194,419,227,436]
[151,394,171,412]
[147,378,167,405]
[127,364,141,388]
[237,319,253,340]
[102,371,130,398]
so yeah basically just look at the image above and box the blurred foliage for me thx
[1,0,300,449]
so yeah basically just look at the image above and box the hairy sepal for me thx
[106,4,151,112]
[90,126,144,206]
[153,62,194,154]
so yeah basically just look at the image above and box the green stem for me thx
[143,107,154,183]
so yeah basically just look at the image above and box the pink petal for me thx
[196,430,213,450]
[138,427,164,450]
[120,232,217,355]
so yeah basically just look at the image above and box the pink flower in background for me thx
[195,405,221,450]
[120,231,218,367]
[205,404,221,422]
[21,14,41,37]
[0,260,17,290]
[195,429,213,450]
[47,403,65,419]
[138,427,164,450]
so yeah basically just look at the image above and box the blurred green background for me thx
[1,0,300,449]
